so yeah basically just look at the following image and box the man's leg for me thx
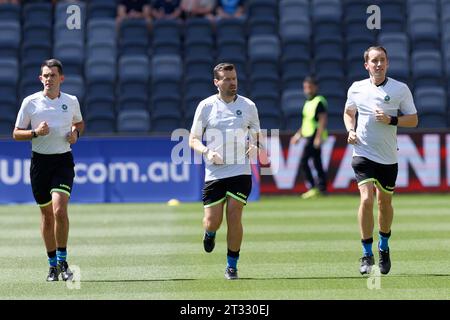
[52,192,73,281]
[202,201,225,253]
[358,182,376,274]
[224,197,244,279]
[376,188,393,274]
[312,147,327,193]
[300,144,315,189]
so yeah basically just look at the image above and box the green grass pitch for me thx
[0,194,449,300]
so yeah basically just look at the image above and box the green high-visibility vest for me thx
[301,95,328,139]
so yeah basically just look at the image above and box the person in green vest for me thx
[290,76,328,199]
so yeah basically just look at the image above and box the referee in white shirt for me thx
[13,59,84,282]
[189,63,262,280]
[343,47,418,275]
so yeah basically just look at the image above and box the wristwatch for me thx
[31,130,37,138]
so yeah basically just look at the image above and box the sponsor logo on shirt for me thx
[61,104,68,112]
[236,110,242,117]
[384,95,390,102]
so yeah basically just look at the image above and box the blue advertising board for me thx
[0,137,260,204]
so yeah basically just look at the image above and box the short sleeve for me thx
[72,98,83,123]
[15,99,31,129]
[344,84,357,111]
[399,84,417,115]
[248,102,261,132]
[190,103,206,138]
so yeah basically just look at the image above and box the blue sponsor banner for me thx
[0,137,259,204]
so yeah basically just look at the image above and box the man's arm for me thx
[13,121,49,141]
[189,132,224,165]
[344,107,357,145]
[66,121,85,144]
[375,110,418,128]
[314,112,327,147]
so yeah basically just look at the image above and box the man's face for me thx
[214,69,238,97]
[39,66,64,92]
[303,81,317,99]
[364,49,389,79]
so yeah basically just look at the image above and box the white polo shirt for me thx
[191,94,261,181]
[15,91,83,155]
[345,77,417,164]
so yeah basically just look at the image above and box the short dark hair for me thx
[213,63,235,80]
[364,46,388,62]
[303,75,317,86]
[41,59,64,75]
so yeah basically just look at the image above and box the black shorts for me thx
[351,156,398,194]
[202,175,252,208]
[30,151,75,206]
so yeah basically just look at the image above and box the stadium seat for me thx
[87,18,116,45]
[85,95,115,119]
[378,33,409,60]
[118,55,150,99]
[184,77,215,98]
[54,20,85,44]
[55,1,86,25]
[217,38,246,62]
[248,16,278,36]
[184,38,214,61]
[249,0,278,18]
[312,0,342,24]
[86,116,116,134]
[280,31,310,61]
[315,55,345,79]
[216,18,246,42]
[184,56,214,80]
[408,16,440,50]
[151,95,182,119]
[23,21,52,47]
[417,114,447,129]
[88,0,117,19]
[377,0,405,32]
[21,42,52,69]
[279,0,309,25]
[252,92,281,118]
[0,58,19,100]
[347,59,368,84]
[20,78,42,100]
[248,35,280,61]
[411,50,443,87]
[23,2,53,24]
[61,75,84,103]
[53,41,84,76]
[327,114,345,131]
[386,56,410,84]
[0,21,21,58]
[152,19,182,55]
[151,115,183,133]
[281,88,303,131]
[314,36,344,60]
[185,17,214,42]
[0,3,20,21]
[86,41,117,63]
[250,74,279,96]
[414,86,447,116]
[118,95,149,112]
[346,34,375,62]
[85,58,116,84]
[279,19,311,44]
[259,115,283,130]
[119,19,149,57]
[152,55,182,82]
[281,57,311,90]
[118,110,151,133]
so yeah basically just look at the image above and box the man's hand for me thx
[205,149,224,165]
[375,109,390,124]
[313,136,322,149]
[347,129,357,145]
[66,130,78,144]
[36,121,49,136]
[290,132,302,145]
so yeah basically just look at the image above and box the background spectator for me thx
[151,0,182,20]
[216,0,245,19]
[117,0,152,26]
[181,0,216,21]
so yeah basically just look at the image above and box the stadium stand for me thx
[0,0,449,137]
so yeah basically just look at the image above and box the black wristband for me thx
[74,129,80,138]
[31,130,37,138]
[389,116,398,126]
